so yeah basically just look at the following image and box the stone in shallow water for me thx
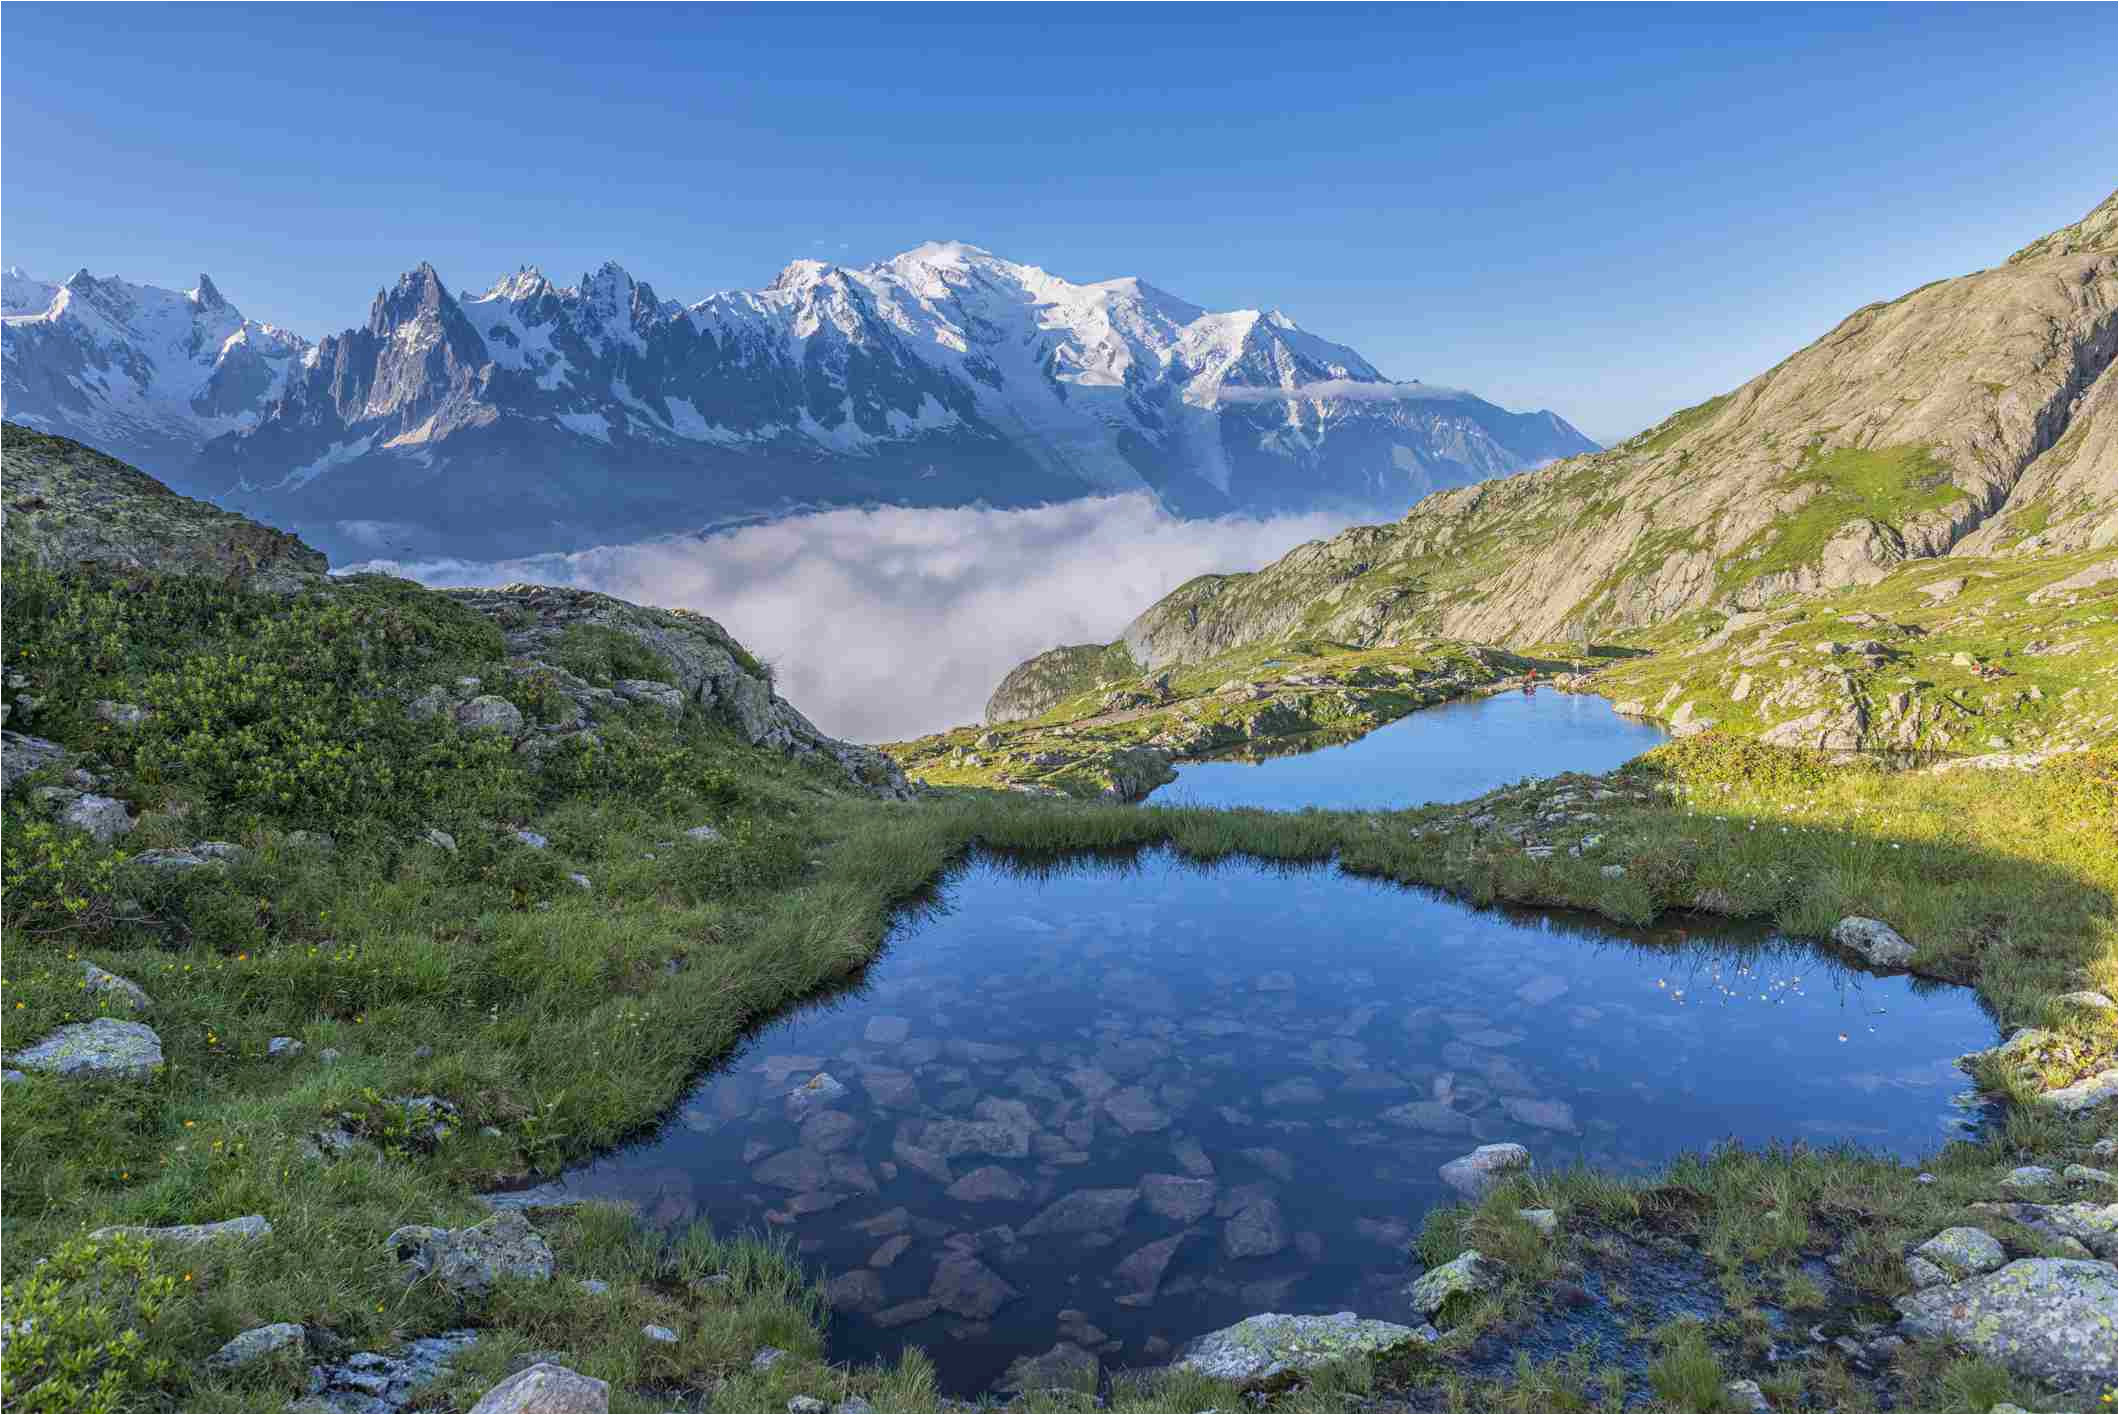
[1114,1233,1186,1306]
[1516,974,1570,1007]
[946,1166,1028,1203]
[784,1072,849,1119]
[1439,1143,1532,1199]
[1141,1174,1216,1223]
[928,1251,1018,1318]
[1021,1187,1139,1237]
[800,1110,860,1154]
[1913,1226,2005,1278]
[1103,1085,1170,1134]
[753,1148,835,1192]
[1065,1066,1119,1100]
[1502,1097,1580,1133]
[1261,1077,1326,1107]
[1242,1146,1296,1182]
[863,1015,910,1044]
[1895,1258,2119,1393]
[1171,1136,1215,1177]
[1179,1311,1435,1388]
[868,1234,912,1268]
[1405,1250,1504,1315]
[1222,1196,1288,1259]
[1831,916,1914,968]
[1380,1100,1475,1135]
[999,1341,1099,1395]
[920,1115,1030,1160]
[824,1269,887,1314]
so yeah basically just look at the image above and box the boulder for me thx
[1895,1259,2118,1393]
[613,679,685,721]
[1179,1311,1435,1389]
[11,1017,163,1081]
[2038,1070,2118,1112]
[1222,1197,1289,1259]
[385,1211,554,1295]
[641,1324,678,1343]
[468,1362,611,1413]
[945,1166,1028,1203]
[0,731,68,791]
[205,1322,306,1371]
[1439,1143,1531,1199]
[1830,917,1915,968]
[79,960,153,1014]
[1405,1250,1504,1315]
[60,792,134,842]
[1913,1227,2005,1278]
[999,1341,1099,1395]
[456,696,526,736]
[1021,1187,1138,1237]
[927,1251,1017,1319]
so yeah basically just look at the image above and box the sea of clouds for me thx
[346,494,1349,742]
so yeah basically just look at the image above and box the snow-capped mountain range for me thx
[3,245,1595,560]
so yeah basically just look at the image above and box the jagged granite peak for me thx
[6,244,1596,561]
[2,265,310,488]
[987,193,2117,690]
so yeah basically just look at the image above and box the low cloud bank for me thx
[348,495,1347,742]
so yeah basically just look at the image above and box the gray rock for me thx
[787,1400,826,1415]
[90,1214,270,1245]
[1895,1259,2118,1393]
[205,1321,306,1371]
[406,687,453,723]
[1726,1379,1771,1413]
[613,679,686,720]
[1439,1143,1531,1199]
[513,829,549,850]
[1141,1174,1217,1223]
[577,1278,610,1296]
[2002,1165,2058,1191]
[1222,1197,1288,1259]
[1599,864,1626,879]
[268,1036,304,1059]
[2063,1164,2114,1185]
[422,828,457,853]
[2,1070,23,1085]
[752,1347,787,1372]
[783,1072,849,1120]
[2052,991,2117,1013]
[999,1341,1099,1395]
[1021,1187,1138,1237]
[319,1047,344,1064]
[11,1017,163,1081]
[641,1324,678,1343]
[684,824,723,843]
[93,700,149,726]
[565,872,591,891]
[60,792,134,842]
[1180,1311,1435,1388]
[309,1330,478,1412]
[1831,917,1915,968]
[456,696,526,736]
[2038,1070,2118,1112]
[384,1211,554,1295]
[1914,1227,2005,1278]
[78,960,152,1014]
[830,1400,873,1414]
[1975,1201,2118,1260]
[1114,1233,1186,1305]
[928,1251,1017,1318]
[1905,1256,1951,1289]
[1,731,68,791]
[1405,1250,1504,1315]
[945,1166,1028,1203]
[469,1362,610,1413]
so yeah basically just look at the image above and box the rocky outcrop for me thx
[1179,1311,1435,1389]
[3,424,326,592]
[438,584,910,798]
[1894,1258,2117,1393]
[985,642,1137,725]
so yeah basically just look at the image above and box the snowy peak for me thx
[191,273,227,311]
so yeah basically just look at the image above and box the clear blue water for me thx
[1149,688,1669,812]
[537,849,1995,1394]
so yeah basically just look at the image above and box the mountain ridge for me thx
[985,193,2118,720]
[2,245,1596,561]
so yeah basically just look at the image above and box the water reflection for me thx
[535,849,1994,1393]
[1151,689,1668,811]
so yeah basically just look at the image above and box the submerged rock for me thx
[1180,1311,1435,1389]
[1222,1197,1289,1259]
[1895,1258,2118,1392]
[1021,1186,1138,1237]
[928,1251,1018,1318]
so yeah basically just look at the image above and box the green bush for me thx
[0,1231,181,1412]
[1639,732,1845,796]
[0,812,126,934]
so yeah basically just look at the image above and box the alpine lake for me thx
[524,691,1999,1394]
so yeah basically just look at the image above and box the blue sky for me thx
[4,3,2112,444]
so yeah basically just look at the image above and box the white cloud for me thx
[346,495,1348,743]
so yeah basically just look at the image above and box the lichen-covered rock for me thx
[1972,1201,2119,1260]
[1914,1226,2005,1278]
[1439,1142,1531,1199]
[10,1017,163,1080]
[2038,1070,2118,1113]
[468,1362,610,1413]
[58,792,135,842]
[1,731,68,791]
[1405,1250,1504,1315]
[385,1211,554,1295]
[3,426,328,594]
[1894,1258,2118,1393]
[438,584,910,798]
[1180,1311,1435,1388]
[999,1341,1099,1395]
[205,1322,306,1371]
[456,695,526,736]
[91,1215,270,1245]
[2002,1165,2058,1191]
[79,960,153,1014]
[1831,916,1914,968]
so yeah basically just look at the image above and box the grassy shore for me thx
[3,559,2114,1413]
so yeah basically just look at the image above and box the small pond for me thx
[1150,688,1668,812]
[533,849,1995,1394]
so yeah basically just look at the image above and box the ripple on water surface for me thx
[536,849,1996,1394]
[1151,688,1669,812]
